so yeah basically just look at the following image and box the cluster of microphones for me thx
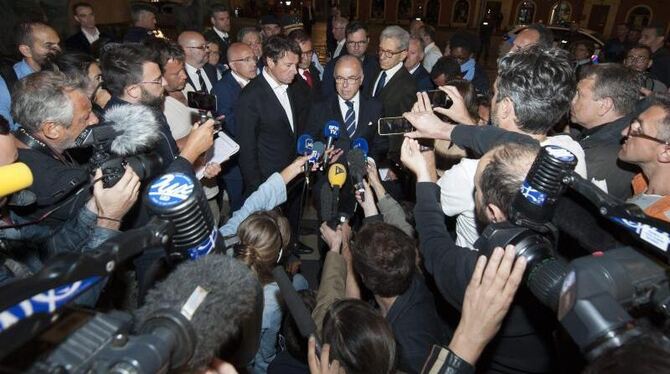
[296,121,371,229]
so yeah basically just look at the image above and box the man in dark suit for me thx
[307,55,387,217]
[123,3,158,43]
[406,35,435,92]
[203,5,231,67]
[177,31,218,94]
[368,26,418,160]
[64,2,113,55]
[321,21,380,98]
[212,43,259,212]
[288,29,322,102]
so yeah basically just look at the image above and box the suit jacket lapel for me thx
[354,96,373,138]
[331,97,346,130]
[260,74,293,135]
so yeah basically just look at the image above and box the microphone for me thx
[352,137,369,159]
[327,163,347,229]
[320,181,334,223]
[271,267,318,339]
[0,162,33,198]
[509,145,578,231]
[347,148,367,202]
[146,172,220,261]
[322,120,341,166]
[136,253,263,371]
[297,134,314,184]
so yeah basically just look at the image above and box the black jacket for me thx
[123,26,154,43]
[293,64,323,103]
[64,29,114,55]
[203,28,230,66]
[185,64,219,93]
[236,73,308,193]
[650,47,670,87]
[411,64,435,92]
[414,183,557,373]
[387,275,451,373]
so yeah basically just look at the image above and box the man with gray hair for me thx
[405,35,434,91]
[330,16,348,59]
[368,25,417,159]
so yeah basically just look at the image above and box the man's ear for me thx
[40,121,64,141]
[18,44,32,59]
[658,145,670,164]
[499,97,513,121]
[125,84,141,100]
[486,203,506,224]
[598,96,615,116]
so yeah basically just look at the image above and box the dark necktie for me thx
[374,71,387,98]
[196,69,207,92]
[344,100,356,137]
[303,69,313,88]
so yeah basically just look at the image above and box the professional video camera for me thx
[479,145,670,363]
[74,105,164,187]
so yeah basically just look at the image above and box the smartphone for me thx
[187,91,217,112]
[378,116,414,136]
[426,89,453,109]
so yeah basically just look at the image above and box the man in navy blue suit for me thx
[406,36,434,92]
[211,43,258,212]
[321,21,380,98]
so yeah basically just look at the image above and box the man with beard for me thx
[0,22,61,128]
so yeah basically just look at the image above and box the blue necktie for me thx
[345,100,356,137]
[373,71,387,98]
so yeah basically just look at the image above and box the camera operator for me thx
[400,138,558,373]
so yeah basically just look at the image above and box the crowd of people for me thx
[1,1,670,373]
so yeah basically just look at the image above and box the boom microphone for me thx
[146,172,219,260]
[0,162,33,198]
[271,267,318,339]
[347,148,367,202]
[322,120,341,166]
[135,254,263,371]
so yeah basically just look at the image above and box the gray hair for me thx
[380,26,410,50]
[12,71,85,133]
[410,35,426,52]
[333,16,349,27]
[237,26,260,42]
[578,63,640,117]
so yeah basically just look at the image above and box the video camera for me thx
[479,145,670,362]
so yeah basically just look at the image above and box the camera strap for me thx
[13,127,72,166]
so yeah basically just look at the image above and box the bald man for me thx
[178,31,218,94]
[211,43,258,211]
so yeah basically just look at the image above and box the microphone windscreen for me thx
[347,149,367,180]
[104,104,162,156]
[322,120,341,139]
[310,141,326,164]
[136,254,263,371]
[271,267,317,338]
[327,163,347,188]
[297,134,314,155]
[320,181,333,222]
[352,138,369,156]
[0,163,33,198]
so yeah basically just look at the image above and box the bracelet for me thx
[98,216,121,223]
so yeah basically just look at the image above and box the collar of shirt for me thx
[213,27,229,40]
[409,63,421,74]
[338,92,360,123]
[424,42,437,54]
[13,59,34,79]
[231,70,250,87]
[382,61,404,82]
[184,63,211,91]
[263,67,288,93]
[81,27,100,44]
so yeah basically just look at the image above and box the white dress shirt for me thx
[81,27,100,44]
[213,27,229,42]
[423,42,443,73]
[372,62,403,95]
[333,39,346,59]
[263,68,294,131]
[184,63,214,93]
[338,92,361,131]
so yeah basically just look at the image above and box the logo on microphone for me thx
[545,145,576,163]
[328,124,339,136]
[334,165,345,175]
[520,181,547,206]
[148,173,195,207]
[187,228,219,260]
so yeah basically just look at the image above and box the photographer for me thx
[400,138,557,373]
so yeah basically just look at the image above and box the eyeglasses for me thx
[230,56,257,64]
[139,77,163,86]
[334,76,361,85]
[185,45,209,51]
[378,48,406,58]
[625,55,649,63]
[301,50,314,56]
[626,119,669,145]
[346,40,368,47]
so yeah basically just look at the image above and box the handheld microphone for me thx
[0,162,33,198]
[135,254,263,371]
[322,120,341,166]
[352,138,369,159]
[347,148,367,202]
[320,181,334,223]
[146,173,219,261]
[297,134,315,184]
[327,163,347,229]
[509,145,578,231]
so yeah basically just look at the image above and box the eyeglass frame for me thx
[185,45,210,51]
[378,47,407,58]
[626,118,669,145]
[229,56,258,64]
[334,75,362,85]
[346,40,369,48]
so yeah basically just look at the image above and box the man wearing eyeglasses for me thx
[619,93,670,222]
[321,21,380,99]
[624,45,667,93]
[178,31,219,95]
[211,43,259,212]
[368,25,417,160]
[570,63,641,199]
[288,29,322,100]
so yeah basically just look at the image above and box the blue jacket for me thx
[212,71,244,181]
[411,64,435,92]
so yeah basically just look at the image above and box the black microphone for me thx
[509,145,577,231]
[145,172,219,261]
[135,254,264,371]
[271,267,318,339]
[347,148,367,202]
[320,181,334,223]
